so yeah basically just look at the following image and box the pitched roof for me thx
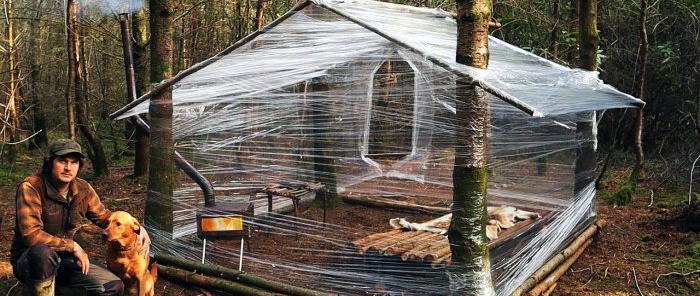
[113,0,643,120]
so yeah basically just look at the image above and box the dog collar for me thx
[119,239,138,252]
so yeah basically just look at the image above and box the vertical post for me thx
[239,238,245,271]
[201,238,207,264]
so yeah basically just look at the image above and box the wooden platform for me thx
[351,213,546,269]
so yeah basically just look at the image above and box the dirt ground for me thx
[1,159,698,295]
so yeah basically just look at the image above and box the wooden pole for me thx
[154,253,335,296]
[527,238,593,296]
[342,195,450,214]
[158,265,274,296]
[509,219,606,296]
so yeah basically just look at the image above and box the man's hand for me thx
[138,227,151,260]
[73,242,90,275]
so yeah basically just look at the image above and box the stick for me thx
[158,265,274,296]
[655,270,700,294]
[632,267,645,296]
[342,195,450,214]
[155,253,334,296]
[510,219,605,296]
[527,238,592,296]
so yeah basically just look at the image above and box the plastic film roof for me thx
[116,0,643,120]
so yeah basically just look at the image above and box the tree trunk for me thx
[631,0,648,182]
[65,0,78,139]
[310,78,341,207]
[146,0,176,238]
[578,0,598,71]
[255,0,266,30]
[132,7,151,178]
[3,0,20,162]
[28,0,48,150]
[449,1,494,295]
[567,0,579,65]
[548,0,561,59]
[574,0,598,195]
[67,0,108,177]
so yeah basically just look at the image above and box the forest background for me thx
[0,0,699,295]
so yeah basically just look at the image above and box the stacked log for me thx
[352,229,451,268]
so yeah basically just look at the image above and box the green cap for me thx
[48,139,85,158]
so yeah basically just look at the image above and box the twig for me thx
[3,130,43,145]
[648,189,654,207]
[5,281,20,296]
[623,254,660,262]
[689,152,700,203]
[579,274,595,290]
[655,269,700,296]
[632,268,644,296]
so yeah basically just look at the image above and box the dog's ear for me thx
[131,216,142,234]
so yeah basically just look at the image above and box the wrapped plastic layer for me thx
[116,0,641,295]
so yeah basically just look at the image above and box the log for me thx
[509,219,605,296]
[342,195,450,214]
[155,253,334,296]
[424,244,451,263]
[431,253,451,269]
[527,238,592,296]
[541,283,557,296]
[352,229,403,252]
[384,232,438,256]
[368,230,419,253]
[403,234,446,261]
[158,265,274,296]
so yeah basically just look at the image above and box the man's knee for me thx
[26,244,59,281]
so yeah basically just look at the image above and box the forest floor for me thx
[0,153,698,296]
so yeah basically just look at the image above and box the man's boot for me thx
[22,276,55,296]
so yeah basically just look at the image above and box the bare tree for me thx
[631,0,649,182]
[65,0,78,139]
[2,0,21,161]
[448,0,494,294]
[66,0,108,177]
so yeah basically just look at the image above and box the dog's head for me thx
[103,211,141,248]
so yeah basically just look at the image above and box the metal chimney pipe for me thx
[119,13,217,207]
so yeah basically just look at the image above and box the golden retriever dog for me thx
[103,211,157,296]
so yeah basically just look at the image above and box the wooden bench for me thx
[261,182,326,216]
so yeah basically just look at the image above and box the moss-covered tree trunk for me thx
[146,0,176,242]
[574,0,598,195]
[448,1,494,295]
[310,77,340,207]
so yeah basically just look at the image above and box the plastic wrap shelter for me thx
[113,0,644,295]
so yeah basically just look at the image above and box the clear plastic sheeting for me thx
[117,1,642,295]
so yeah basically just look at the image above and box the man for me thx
[11,139,151,296]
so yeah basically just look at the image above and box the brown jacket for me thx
[10,172,111,265]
